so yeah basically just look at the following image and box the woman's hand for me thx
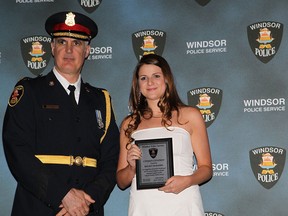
[158,175,192,194]
[126,144,142,168]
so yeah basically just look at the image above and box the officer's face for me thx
[51,37,90,82]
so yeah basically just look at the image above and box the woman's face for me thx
[138,64,166,102]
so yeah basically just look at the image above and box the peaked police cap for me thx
[45,11,98,41]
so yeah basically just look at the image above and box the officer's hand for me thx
[61,188,95,216]
[56,205,70,216]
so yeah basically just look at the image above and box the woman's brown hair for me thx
[124,54,186,147]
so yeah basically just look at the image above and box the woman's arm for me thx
[159,107,212,194]
[116,118,142,190]
[188,107,213,185]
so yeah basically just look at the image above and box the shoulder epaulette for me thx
[17,77,31,83]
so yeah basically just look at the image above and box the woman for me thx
[117,54,212,216]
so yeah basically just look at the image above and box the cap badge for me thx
[65,12,76,27]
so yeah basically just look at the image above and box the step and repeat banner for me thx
[0,0,287,215]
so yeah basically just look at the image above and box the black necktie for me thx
[68,85,77,106]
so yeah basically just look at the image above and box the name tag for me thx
[42,104,60,109]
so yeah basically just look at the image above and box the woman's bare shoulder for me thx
[179,106,201,117]
[120,115,134,130]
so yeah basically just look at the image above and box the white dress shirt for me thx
[53,67,81,104]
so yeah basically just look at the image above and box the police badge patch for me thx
[78,0,102,13]
[247,21,283,63]
[205,212,224,216]
[195,0,211,6]
[8,85,24,107]
[187,87,222,128]
[249,146,286,189]
[132,29,166,60]
[20,35,52,76]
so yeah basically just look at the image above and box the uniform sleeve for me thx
[2,80,70,212]
[83,92,120,211]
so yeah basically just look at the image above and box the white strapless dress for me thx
[128,127,204,216]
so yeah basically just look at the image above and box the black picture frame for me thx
[135,137,174,190]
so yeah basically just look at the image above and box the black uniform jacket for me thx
[2,71,120,216]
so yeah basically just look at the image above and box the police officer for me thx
[3,11,119,216]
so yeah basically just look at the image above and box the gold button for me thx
[74,156,83,166]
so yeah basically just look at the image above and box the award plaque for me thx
[135,138,174,190]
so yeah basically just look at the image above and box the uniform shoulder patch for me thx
[8,85,24,107]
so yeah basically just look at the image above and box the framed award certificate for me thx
[135,138,174,190]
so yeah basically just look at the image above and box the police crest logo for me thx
[149,148,158,159]
[195,0,211,6]
[132,29,166,60]
[20,35,52,76]
[8,85,24,107]
[78,0,102,13]
[249,146,286,189]
[247,21,283,63]
[187,87,222,128]
[205,212,224,216]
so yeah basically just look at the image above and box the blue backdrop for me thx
[0,1,287,215]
